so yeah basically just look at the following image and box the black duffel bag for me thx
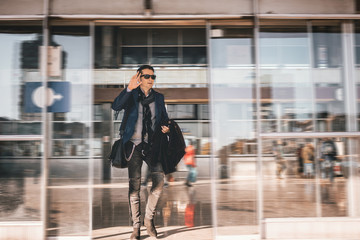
[109,137,126,168]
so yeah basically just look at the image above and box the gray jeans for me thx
[127,143,164,228]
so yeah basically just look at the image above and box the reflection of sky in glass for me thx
[210,37,255,151]
[53,35,90,69]
[259,31,313,125]
[260,32,310,66]
[212,102,256,150]
[211,38,253,67]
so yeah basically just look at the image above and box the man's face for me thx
[139,68,155,89]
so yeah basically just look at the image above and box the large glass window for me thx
[93,25,207,87]
[260,20,313,133]
[50,26,91,158]
[210,19,360,239]
[312,21,346,132]
[0,22,43,224]
[210,21,257,237]
[47,24,92,238]
[94,27,207,67]
[257,21,360,235]
[0,25,43,138]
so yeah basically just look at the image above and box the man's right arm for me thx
[112,72,141,111]
[111,88,132,111]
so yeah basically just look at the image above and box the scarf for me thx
[138,88,155,144]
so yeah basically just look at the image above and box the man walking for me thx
[112,65,170,239]
[320,138,337,182]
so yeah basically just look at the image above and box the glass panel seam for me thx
[88,21,95,238]
[254,0,263,233]
[206,20,218,239]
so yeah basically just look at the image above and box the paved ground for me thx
[0,175,347,239]
[90,177,347,240]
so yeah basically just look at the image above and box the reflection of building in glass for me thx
[21,35,67,69]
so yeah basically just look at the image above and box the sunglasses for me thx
[141,74,156,80]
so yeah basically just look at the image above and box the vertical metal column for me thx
[88,21,95,238]
[307,20,322,218]
[254,0,264,237]
[206,20,219,239]
[41,0,50,238]
[342,22,358,132]
[342,21,359,217]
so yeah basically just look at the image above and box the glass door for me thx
[209,20,259,238]
[210,18,360,239]
[258,20,360,239]
[46,22,93,239]
[0,20,44,239]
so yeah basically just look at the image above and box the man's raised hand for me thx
[128,72,141,90]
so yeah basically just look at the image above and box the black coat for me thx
[151,119,186,174]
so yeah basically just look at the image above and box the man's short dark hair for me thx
[137,65,154,74]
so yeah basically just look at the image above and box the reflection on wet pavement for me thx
[0,178,40,221]
[92,180,213,239]
[0,176,348,239]
[92,177,347,239]
[92,181,213,230]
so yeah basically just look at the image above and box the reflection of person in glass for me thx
[302,142,315,178]
[273,140,286,179]
[184,140,197,187]
[320,138,337,182]
[0,179,25,218]
[185,186,196,228]
[111,65,170,240]
[296,144,304,177]
[185,201,196,228]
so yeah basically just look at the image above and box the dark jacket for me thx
[111,87,169,145]
[321,140,337,160]
[111,87,175,169]
[152,119,186,174]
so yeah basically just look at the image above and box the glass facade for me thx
[47,25,92,237]
[0,22,43,225]
[95,26,207,68]
[260,20,312,133]
[0,18,360,240]
[210,19,360,239]
[210,21,258,236]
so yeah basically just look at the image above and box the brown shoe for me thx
[130,227,140,240]
[144,217,157,237]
